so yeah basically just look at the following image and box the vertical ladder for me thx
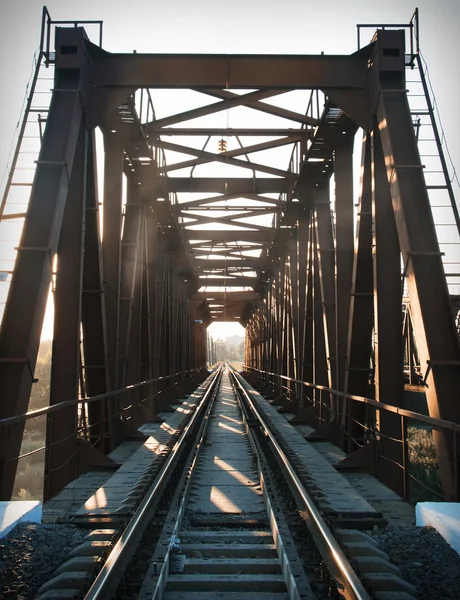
[0,50,55,327]
[406,53,460,298]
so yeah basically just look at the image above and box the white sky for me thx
[0,0,459,342]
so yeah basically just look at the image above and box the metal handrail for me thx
[0,367,205,430]
[230,367,370,600]
[245,365,460,433]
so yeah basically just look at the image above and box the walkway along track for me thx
[35,365,417,600]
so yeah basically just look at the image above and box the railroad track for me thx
[35,364,417,600]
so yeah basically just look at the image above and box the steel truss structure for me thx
[0,8,459,500]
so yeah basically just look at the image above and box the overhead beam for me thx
[166,178,291,194]
[156,128,312,136]
[153,139,290,179]
[198,277,257,287]
[147,89,285,130]
[194,291,260,300]
[160,135,302,174]
[193,258,261,269]
[180,206,277,213]
[89,46,368,90]
[200,89,319,125]
[176,193,282,208]
[186,230,271,241]
[180,212,273,229]
[188,245,263,253]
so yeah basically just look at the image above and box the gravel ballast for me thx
[0,521,87,599]
[373,525,460,600]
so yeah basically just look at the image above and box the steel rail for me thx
[83,365,223,600]
[229,366,370,600]
[150,364,224,599]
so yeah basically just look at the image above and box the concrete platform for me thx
[0,500,42,538]
[188,372,265,514]
[416,502,460,556]
[43,382,211,521]
[242,381,379,518]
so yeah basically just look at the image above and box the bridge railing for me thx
[0,367,207,501]
[244,366,460,503]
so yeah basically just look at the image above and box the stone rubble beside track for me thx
[0,522,87,600]
[372,525,460,600]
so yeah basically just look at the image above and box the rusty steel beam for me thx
[156,127,312,136]
[177,193,282,209]
[117,179,142,389]
[302,215,315,388]
[81,131,111,448]
[314,186,337,392]
[159,135,303,173]
[193,259,260,269]
[334,136,355,393]
[313,226,329,412]
[375,30,460,499]
[180,206,278,213]
[89,48,368,90]
[102,137,124,391]
[372,126,405,496]
[147,89,286,130]
[180,212,273,230]
[344,133,374,402]
[153,139,291,179]
[198,89,319,125]
[197,277,257,288]
[166,178,290,194]
[194,290,259,301]
[186,230,270,242]
[45,123,86,502]
[0,64,84,500]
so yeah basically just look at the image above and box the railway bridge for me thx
[0,6,459,515]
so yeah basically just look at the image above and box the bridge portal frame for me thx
[0,15,458,503]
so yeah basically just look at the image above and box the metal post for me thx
[334,135,355,393]
[372,126,405,496]
[45,123,86,501]
[102,135,124,391]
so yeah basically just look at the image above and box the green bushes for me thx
[407,426,443,503]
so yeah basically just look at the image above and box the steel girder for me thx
[245,29,460,499]
[375,31,460,499]
[1,17,459,502]
[0,54,86,499]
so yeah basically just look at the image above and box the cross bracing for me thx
[0,8,459,505]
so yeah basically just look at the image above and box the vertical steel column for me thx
[45,123,86,501]
[313,226,328,419]
[274,269,283,377]
[289,238,299,385]
[302,214,315,391]
[140,214,153,385]
[344,133,374,438]
[117,178,142,389]
[297,212,309,384]
[81,132,110,449]
[102,136,124,391]
[125,209,143,387]
[334,136,355,392]
[154,232,167,379]
[315,185,337,393]
[146,212,158,391]
[376,30,460,498]
[372,127,405,495]
[0,64,84,500]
